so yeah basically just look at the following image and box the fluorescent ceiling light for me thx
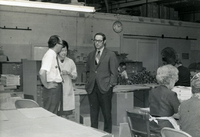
[0,0,95,12]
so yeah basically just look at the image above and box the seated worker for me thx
[161,47,190,87]
[179,72,200,137]
[174,59,191,87]
[148,64,180,137]
[118,62,129,85]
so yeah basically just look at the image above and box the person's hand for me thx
[110,83,117,88]
[46,82,58,89]
[61,70,70,75]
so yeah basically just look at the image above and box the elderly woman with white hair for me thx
[179,72,200,137]
[148,64,180,137]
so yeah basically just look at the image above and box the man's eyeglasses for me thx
[93,39,103,43]
[57,43,63,47]
[191,73,200,81]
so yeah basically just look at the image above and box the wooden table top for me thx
[74,84,158,94]
[113,84,158,93]
[0,107,112,137]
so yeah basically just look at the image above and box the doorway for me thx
[121,37,158,72]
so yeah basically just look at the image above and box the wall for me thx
[0,5,200,70]
[158,39,191,67]
[191,40,200,66]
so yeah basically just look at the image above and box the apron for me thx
[150,115,180,130]
[59,58,76,111]
[62,75,75,111]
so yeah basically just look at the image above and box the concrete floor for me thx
[98,121,120,137]
[67,115,132,137]
[98,122,132,137]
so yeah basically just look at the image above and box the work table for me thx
[74,83,158,93]
[74,84,158,125]
[0,84,157,126]
[0,107,112,137]
[113,84,158,92]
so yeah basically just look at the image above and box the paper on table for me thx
[143,83,158,88]
[74,88,87,95]
[18,107,56,118]
[172,86,192,102]
[0,110,8,121]
[140,107,150,113]
[113,85,150,92]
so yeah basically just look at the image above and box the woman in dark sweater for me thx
[149,64,180,137]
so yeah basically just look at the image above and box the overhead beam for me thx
[109,0,160,9]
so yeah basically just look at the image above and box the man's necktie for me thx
[95,50,101,65]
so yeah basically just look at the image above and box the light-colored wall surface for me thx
[0,5,200,71]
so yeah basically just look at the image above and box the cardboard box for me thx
[152,4,158,18]
[74,95,80,123]
[169,7,175,19]
[140,4,153,17]
[174,11,179,20]
[80,114,91,126]
[112,92,134,125]
[119,123,131,137]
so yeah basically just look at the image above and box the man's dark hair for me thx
[119,62,126,67]
[48,35,61,48]
[94,32,106,41]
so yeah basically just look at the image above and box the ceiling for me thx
[82,0,200,22]
[37,0,200,22]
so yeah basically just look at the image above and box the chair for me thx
[15,99,39,108]
[161,127,192,137]
[126,109,154,137]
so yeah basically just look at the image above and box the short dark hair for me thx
[62,40,69,51]
[94,32,106,41]
[119,62,126,67]
[161,47,177,65]
[48,35,61,48]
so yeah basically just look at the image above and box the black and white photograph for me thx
[0,0,200,137]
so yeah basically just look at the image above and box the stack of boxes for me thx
[0,74,20,90]
[140,4,158,18]
[139,3,179,20]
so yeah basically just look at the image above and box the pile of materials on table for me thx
[129,68,157,84]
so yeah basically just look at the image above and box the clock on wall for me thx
[113,21,123,33]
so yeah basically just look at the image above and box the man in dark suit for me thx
[85,32,118,133]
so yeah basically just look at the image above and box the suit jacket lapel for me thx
[91,51,96,67]
[96,48,107,68]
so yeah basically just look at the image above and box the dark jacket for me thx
[148,85,180,137]
[179,97,200,137]
[149,85,180,116]
[175,65,191,87]
[85,48,118,94]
